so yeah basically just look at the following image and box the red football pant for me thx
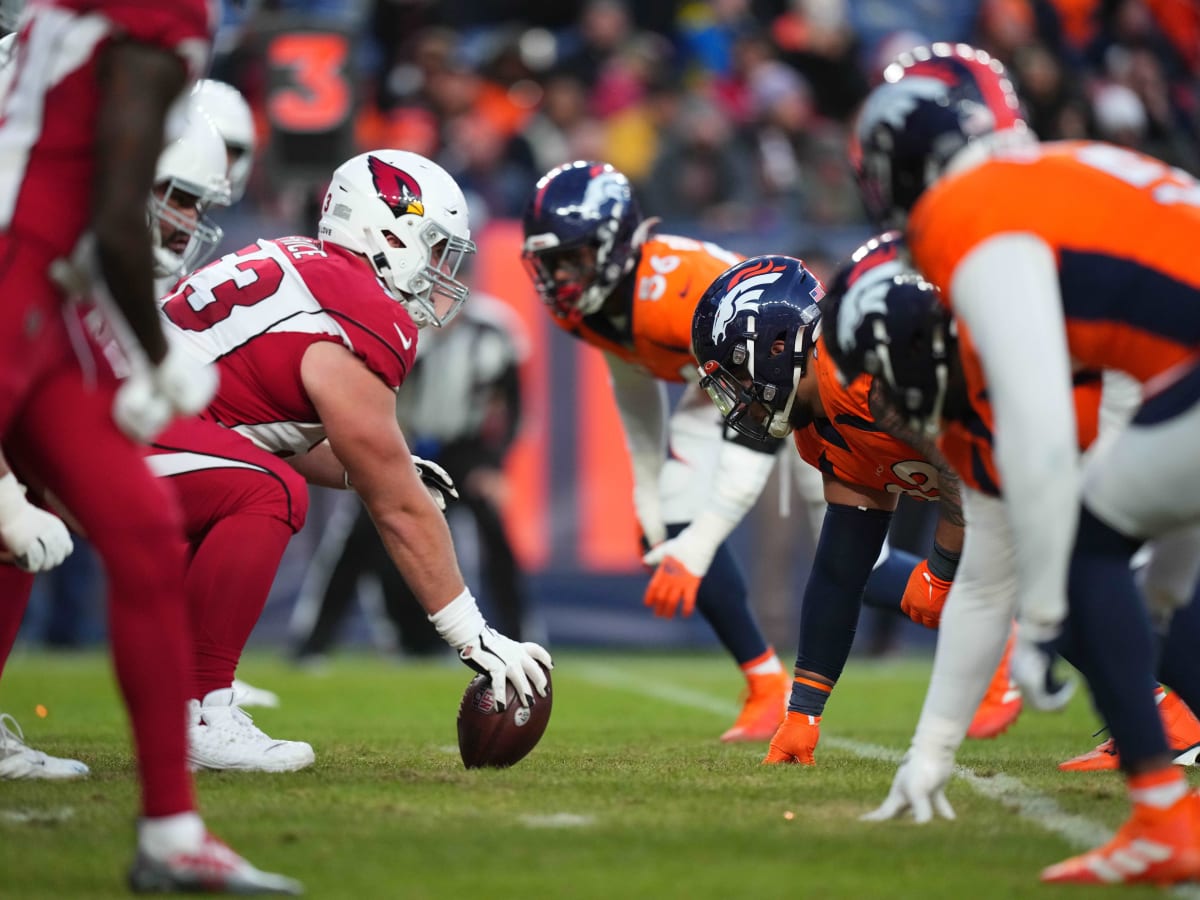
[0,236,195,817]
[149,418,309,699]
[5,371,195,818]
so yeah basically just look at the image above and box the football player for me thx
[0,0,298,892]
[191,78,255,204]
[690,249,1032,767]
[828,42,1200,884]
[0,453,81,780]
[522,160,793,741]
[135,149,551,773]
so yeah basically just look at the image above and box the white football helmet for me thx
[149,106,232,279]
[318,150,476,328]
[0,0,23,33]
[191,78,255,202]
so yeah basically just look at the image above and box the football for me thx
[456,667,553,769]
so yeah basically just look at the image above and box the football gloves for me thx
[113,346,218,443]
[429,588,553,710]
[641,516,728,618]
[1011,624,1076,712]
[862,746,956,824]
[0,474,73,573]
[412,456,458,512]
[641,555,701,618]
[457,626,552,711]
[901,560,952,629]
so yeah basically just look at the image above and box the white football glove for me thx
[1011,622,1075,712]
[429,589,553,710]
[0,473,74,573]
[861,747,956,824]
[412,456,458,512]
[113,345,218,443]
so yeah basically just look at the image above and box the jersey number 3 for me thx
[162,249,285,332]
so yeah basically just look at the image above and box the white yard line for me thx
[575,662,1200,898]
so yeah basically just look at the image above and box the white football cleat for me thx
[187,689,314,773]
[232,679,281,709]
[0,712,89,780]
[129,831,303,895]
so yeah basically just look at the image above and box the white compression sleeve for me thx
[950,234,1079,638]
[912,488,1020,753]
[606,352,669,544]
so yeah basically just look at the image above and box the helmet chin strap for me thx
[767,332,809,438]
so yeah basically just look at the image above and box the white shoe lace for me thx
[0,712,44,762]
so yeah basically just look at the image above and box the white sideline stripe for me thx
[574,663,1200,898]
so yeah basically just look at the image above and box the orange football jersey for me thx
[909,141,1200,385]
[793,335,941,501]
[547,234,742,382]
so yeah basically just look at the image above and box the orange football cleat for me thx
[1059,689,1200,772]
[762,711,821,765]
[1041,792,1200,885]
[966,636,1023,740]
[721,670,789,743]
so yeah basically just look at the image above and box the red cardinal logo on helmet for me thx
[367,155,425,218]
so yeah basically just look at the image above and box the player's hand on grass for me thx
[0,474,73,572]
[861,747,955,824]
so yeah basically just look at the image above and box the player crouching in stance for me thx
[690,251,1023,767]
[831,41,1200,885]
[144,149,551,772]
[522,161,790,741]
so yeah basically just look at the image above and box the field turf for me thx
[1,650,1195,899]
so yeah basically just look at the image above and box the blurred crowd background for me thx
[20,0,1200,662]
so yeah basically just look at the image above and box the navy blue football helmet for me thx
[521,161,644,325]
[822,233,957,436]
[691,255,824,443]
[852,42,1029,227]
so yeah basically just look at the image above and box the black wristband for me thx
[926,541,960,582]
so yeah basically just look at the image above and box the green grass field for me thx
[1,649,1195,899]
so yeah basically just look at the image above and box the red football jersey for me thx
[159,238,418,456]
[0,0,213,257]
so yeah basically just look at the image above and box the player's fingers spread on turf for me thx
[859,795,903,822]
[910,792,933,825]
[933,791,955,820]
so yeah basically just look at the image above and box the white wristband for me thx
[0,472,29,523]
[427,587,486,650]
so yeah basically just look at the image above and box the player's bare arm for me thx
[286,439,347,490]
[93,40,187,364]
[300,339,465,615]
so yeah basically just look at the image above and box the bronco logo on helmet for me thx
[367,155,424,218]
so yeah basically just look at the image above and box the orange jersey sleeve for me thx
[545,234,742,382]
[793,336,942,502]
[909,141,1200,384]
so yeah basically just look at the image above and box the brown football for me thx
[456,666,552,769]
